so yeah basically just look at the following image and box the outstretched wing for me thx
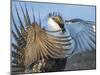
[11,4,29,73]
[65,18,96,54]
[24,24,70,66]
[11,3,70,73]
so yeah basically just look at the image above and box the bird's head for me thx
[47,12,65,32]
[52,16,63,25]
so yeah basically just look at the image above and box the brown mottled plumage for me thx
[11,4,69,74]
[24,23,68,66]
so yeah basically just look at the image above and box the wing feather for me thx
[66,19,96,54]
[24,25,69,66]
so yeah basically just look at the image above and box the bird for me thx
[11,4,96,74]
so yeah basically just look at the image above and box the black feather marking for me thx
[70,39,77,54]
[40,34,70,51]
[53,38,72,42]
[78,33,85,52]
[85,34,95,50]
[12,69,25,73]
[65,18,83,23]
[31,7,36,23]
[15,5,25,31]
[45,44,63,58]
[85,28,95,42]
[48,13,52,17]
[85,30,96,45]
[75,37,80,53]
[54,42,72,46]
[12,64,24,68]
[19,3,28,26]
[12,14,22,38]
[12,14,26,48]
[40,39,62,58]
[48,33,70,39]
[25,4,31,25]
[12,59,19,65]
[38,12,41,27]
[39,45,48,59]
[76,36,81,52]
[12,50,21,58]
[46,40,69,53]
[12,31,25,48]
[52,12,54,16]
[12,43,20,51]
[34,38,48,60]
[83,31,94,51]
[87,28,95,37]
[80,32,87,51]
[12,30,19,42]
[38,36,61,59]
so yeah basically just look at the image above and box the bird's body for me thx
[46,17,75,56]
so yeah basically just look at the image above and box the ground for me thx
[64,50,96,71]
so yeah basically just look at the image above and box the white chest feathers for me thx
[47,18,61,31]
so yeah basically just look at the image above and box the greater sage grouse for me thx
[11,4,96,74]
